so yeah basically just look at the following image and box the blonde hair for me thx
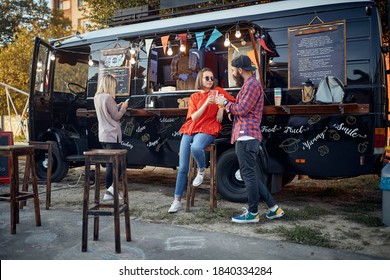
[195,67,215,90]
[96,74,117,97]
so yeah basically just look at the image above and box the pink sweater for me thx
[93,93,127,143]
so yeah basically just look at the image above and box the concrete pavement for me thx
[0,203,382,260]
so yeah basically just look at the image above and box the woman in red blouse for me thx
[168,68,235,213]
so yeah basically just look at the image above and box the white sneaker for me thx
[192,171,205,186]
[103,185,123,201]
[168,201,183,213]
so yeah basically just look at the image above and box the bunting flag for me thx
[205,28,222,48]
[246,50,257,66]
[161,35,169,54]
[195,31,204,50]
[258,37,273,53]
[145,39,153,55]
[178,33,187,52]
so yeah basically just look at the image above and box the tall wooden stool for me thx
[186,143,217,212]
[21,141,53,210]
[82,149,131,253]
[0,145,41,234]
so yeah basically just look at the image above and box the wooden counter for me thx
[76,103,369,117]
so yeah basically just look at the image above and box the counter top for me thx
[76,103,369,117]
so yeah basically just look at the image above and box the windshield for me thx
[53,52,89,93]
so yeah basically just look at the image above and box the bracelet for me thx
[218,105,224,109]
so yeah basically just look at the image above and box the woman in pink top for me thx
[94,74,128,201]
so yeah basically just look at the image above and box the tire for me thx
[36,141,69,182]
[217,148,273,202]
[217,149,247,202]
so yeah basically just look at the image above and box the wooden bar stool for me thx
[21,141,53,210]
[0,145,41,234]
[186,143,217,212]
[82,149,131,253]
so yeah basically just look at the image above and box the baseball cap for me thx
[231,55,256,71]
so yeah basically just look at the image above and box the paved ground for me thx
[0,203,382,260]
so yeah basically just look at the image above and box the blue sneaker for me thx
[266,206,284,219]
[231,208,260,223]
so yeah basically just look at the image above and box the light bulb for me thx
[167,41,173,56]
[179,40,185,52]
[240,39,246,46]
[224,33,230,47]
[235,26,241,38]
[50,53,56,61]
[88,55,94,66]
[130,48,136,55]
[130,57,136,64]
[37,60,43,68]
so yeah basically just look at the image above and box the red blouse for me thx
[180,87,236,136]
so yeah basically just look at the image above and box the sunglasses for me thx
[204,76,214,82]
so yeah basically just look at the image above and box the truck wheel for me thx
[36,141,69,182]
[217,149,247,202]
[217,148,271,202]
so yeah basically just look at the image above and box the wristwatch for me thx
[223,100,229,106]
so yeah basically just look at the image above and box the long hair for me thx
[96,74,117,97]
[195,67,215,90]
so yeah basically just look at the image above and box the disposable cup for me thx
[208,90,218,103]
[274,88,282,106]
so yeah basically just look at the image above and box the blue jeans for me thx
[174,133,216,198]
[101,142,123,189]
[235,139,276,213]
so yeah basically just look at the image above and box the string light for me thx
[235,25,241,38]
[179,40,186,52]
[167,41,173,56]
[130,56,136,65]
[130,47,136,55]
[224,32,230,47]
[88,55,94,66]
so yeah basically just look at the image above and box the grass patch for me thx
[278,225,334,248]
[282,206,331,221]
[254,228,272,234]
[342,203,378,213]
[194,207,236,221]
[344,213,383,227]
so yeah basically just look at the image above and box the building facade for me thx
[51,0,90,31]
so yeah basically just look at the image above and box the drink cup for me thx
[274,88,282,106]
[208,90,218,103]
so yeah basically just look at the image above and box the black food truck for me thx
[28,0,388,202]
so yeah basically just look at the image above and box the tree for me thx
[82,0,160,29]
[0,0,51,46]
[0,9,72,115]
[82,0,273,29]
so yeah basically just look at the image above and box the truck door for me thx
[28,37,54,141]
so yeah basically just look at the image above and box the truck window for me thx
[34,45,51,94]
[147,31,257,92]
[130,46,148,95]
[53,54,89,94]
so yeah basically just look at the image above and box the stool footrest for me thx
[87,204,128,216]
[0,192,35,202]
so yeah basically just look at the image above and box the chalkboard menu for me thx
[0,131,13,184]
[99,48,131,96]
[288,20,346,89]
